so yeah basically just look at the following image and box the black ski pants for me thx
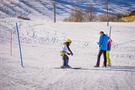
[96,50,107,67]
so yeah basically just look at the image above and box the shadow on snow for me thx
[54,66,135,72]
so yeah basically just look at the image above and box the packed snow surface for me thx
[0,18,135,90]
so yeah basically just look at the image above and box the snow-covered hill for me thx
[0,18,135,90]
[0,0,135,20]
[0,1,135,90]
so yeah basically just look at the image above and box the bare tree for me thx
[72,8,83,22]
[87,3,95,21]
[64,8,84,22]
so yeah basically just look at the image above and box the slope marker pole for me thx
[16,23,24,67]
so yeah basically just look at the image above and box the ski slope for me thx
[0,0,135,19]
[0,18,135,90]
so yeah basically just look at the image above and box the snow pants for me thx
[62,54,69,66]
[96,50,107,67]
[106,50,111,63]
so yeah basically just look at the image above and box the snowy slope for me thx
[0,18,135,90]
[0,0,135,20]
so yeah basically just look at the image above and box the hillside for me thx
[0,1,135,90]
[0,0,135,21]
[121,11,135,22]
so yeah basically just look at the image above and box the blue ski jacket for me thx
[98,34,109,51]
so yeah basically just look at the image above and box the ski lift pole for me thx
[106,0,109,26]
[53,0,56,23]
[16,23,24,67]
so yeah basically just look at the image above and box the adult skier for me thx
[95,31,109,67]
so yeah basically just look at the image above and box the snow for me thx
[0,18,135,90]
[0,0,135,20]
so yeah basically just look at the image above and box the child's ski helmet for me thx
[66,38,72,43]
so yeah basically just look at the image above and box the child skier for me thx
[106,38,112,67]
[60,39,73,68]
